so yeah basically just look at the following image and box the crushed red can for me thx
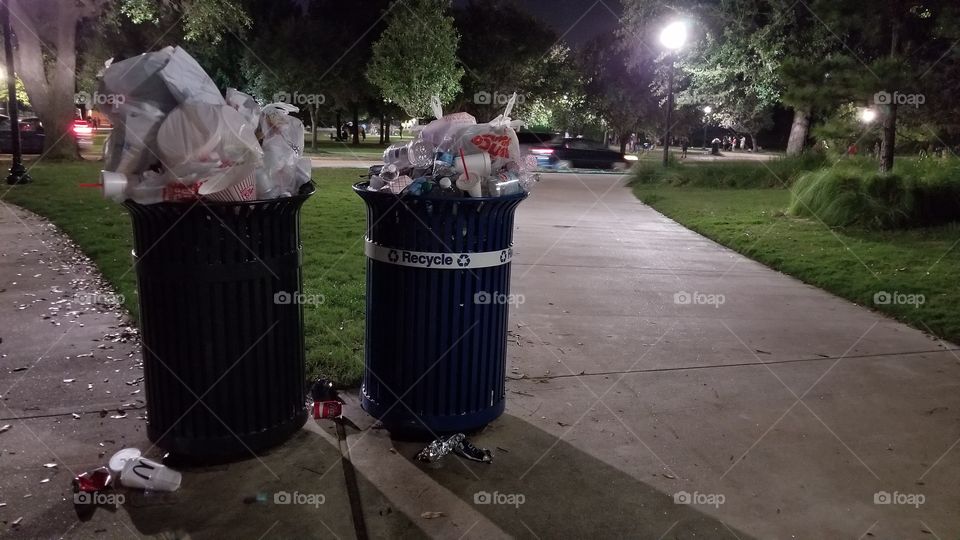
[73,466,113,493]
[312,400,342,419]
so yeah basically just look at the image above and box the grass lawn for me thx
[631,183,960,344]
[3,160,367,384]
[302,137,412,159]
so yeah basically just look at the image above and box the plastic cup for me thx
[456,172,484,197]
[453,152,491,177]
[108,448,142,478]
[101,171,130,201]
[120,456,182,492]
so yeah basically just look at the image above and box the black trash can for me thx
[124,183,314,458]
[354,183,526,434]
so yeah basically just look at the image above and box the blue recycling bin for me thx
[354,183,527,433]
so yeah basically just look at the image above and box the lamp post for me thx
[660,21,687,167]
[2,0,29,185]
[702,105,712,150]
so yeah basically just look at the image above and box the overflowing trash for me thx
[367,95,537,198]
[96,46,311,204]
[416,433,493,464]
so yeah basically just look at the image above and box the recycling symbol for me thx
[388,249,399,263]
[457,254,471,267]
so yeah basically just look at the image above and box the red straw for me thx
[78,183,103,188]
[459,148,470,179]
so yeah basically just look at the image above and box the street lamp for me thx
[702,106,712,150]
[660,21,687,166]
[859,108,877,124]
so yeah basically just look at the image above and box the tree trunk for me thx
[880,103,897,173]
[749,132,758,152]
[10,0,85,160]
[619,133,627,155]
[379,115,385,144]
[351,104,360,146]
[785,107,811,155]
[308,104,317,151]
[384,115,391,144]
[335,110,342,140]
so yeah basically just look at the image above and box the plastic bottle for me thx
[434,177,459,197]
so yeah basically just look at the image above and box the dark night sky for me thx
[452,0,624,47]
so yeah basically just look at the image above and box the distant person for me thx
[873,141,881,159]
[681,139,689,159]
[740,136,747,150]
[847,142,858,156]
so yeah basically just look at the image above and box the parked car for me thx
[72,118,94,150]
[0,116,45,154]
[533,138,632,170]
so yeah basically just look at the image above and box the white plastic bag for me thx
[225,88,261,129]
[156,103,262,197]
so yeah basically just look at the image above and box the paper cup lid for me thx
[108,448,142,476]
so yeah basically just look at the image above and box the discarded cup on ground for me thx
[313,401,342,419]
[108,448,142,478]
[120,456,182,492]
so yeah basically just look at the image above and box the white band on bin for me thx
[365,239,514,270]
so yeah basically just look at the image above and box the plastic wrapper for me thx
[415,433,493,464]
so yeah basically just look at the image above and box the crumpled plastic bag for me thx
[97,46,225,175]
[155,103,262,198]
[225,88,261,129]
[255,103,310,199]
[449,93,523,172]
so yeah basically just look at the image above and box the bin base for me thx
[148,408,308,459]
[361,386,504,435]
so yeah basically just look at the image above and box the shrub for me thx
[789,160,960,229]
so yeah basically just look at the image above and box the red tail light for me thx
[73,124,93,135]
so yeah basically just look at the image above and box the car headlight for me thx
[624,155,638,161]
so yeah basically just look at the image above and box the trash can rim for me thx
[123,181,315,210]
[353,181,527,202]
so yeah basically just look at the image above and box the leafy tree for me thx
[804,0,960,171]
[581,33,660,153]
[6,0,249,160]
[367,0,463,118]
